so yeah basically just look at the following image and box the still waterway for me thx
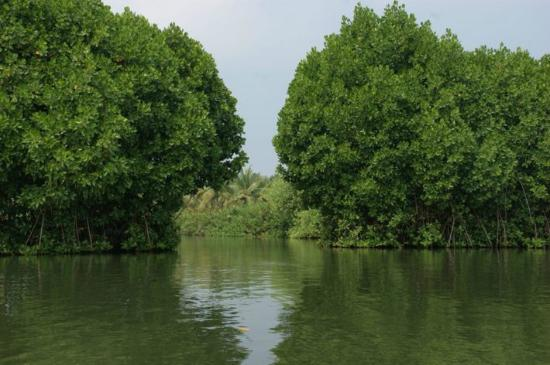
[1,238,549,364]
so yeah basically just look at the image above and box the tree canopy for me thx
[0,0,246,253]
[274,3,550,247]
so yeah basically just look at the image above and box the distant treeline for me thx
[178,168,322,240]
[274,3,550,247]
[0,0,245,254]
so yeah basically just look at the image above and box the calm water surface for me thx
[1,238,549,364]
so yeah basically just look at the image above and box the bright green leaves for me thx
[274,2,550,247]
[0,0,245,253]
[162,26,247,188]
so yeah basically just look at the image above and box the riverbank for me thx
[0,242,179,256]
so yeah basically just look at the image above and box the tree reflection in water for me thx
[1,240,550,365]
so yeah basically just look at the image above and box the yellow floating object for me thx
[237,326,249,333]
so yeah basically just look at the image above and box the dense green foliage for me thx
[0,0,245,254]
[178,169,321,239]
[274,3,550,247]
[288,209,323,239]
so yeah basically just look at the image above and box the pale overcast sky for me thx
[103,0,550,175]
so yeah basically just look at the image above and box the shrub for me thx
[178,174,306,239]
[289,210,322,239]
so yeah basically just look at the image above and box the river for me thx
[1,238,549,364]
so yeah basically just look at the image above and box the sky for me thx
[103,0,550,175]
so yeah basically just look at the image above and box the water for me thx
[1,238,549,364]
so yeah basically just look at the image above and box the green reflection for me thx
[1,240,550,365]
[0,253,247,365]
[273,250,550,365]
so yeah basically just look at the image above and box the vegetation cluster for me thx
[274,4,550,247]
[0,0,245,254]
[2,1,548,253]
[178,168,322,239]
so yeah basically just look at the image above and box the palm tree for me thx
[182,167,270,211]
[182,188,218,211]
[225,167,269,204]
